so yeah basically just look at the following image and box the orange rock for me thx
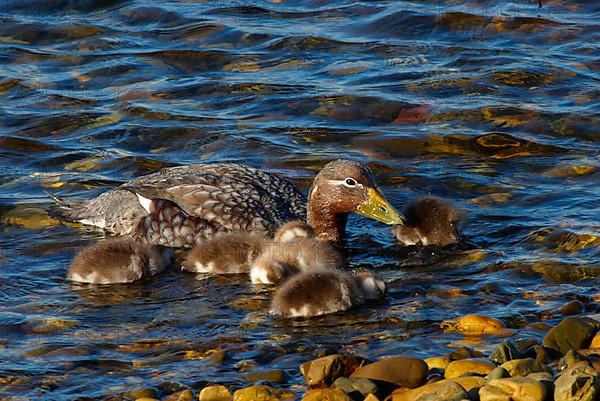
[350,356,427,388]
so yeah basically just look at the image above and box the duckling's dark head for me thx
[307,159,404,242]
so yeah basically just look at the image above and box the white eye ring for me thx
[344,178,357,187]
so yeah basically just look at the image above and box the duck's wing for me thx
[125,165,307,234]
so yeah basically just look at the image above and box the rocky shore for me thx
[116,315,600,401]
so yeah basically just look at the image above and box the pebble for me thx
[331,376,377,397]
[350,356,428,388]
[500,358,550,377]
[554,361,599,401]
[242,370,285,383]
[390,377,485,401]
[233,385,295,401]
[487,367,509,381]
[590,332,600,349]
[444,358,496,379]
[302,388,352,401]
[559,300,585,315]
[198,385,232,401]
[300,354,367,388]
[479,377,547,401]
[415,381,468,401]
[162,389,193,401]
[424,356,450,370]
[542,317,600,354]
[123,387,158,399]
[441,314,513,337]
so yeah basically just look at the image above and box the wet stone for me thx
[543,317,600,354]
[444,358,496,379]
[487,367,509,381]
[233,385,295,401]
[162,389,193,401]
[389,377,485,401]
[591,332,600,349]
[441,314,512,337]
[300,354,367,388]
[123,387,158,399]
[415,381,468,401]
[479,377,547,401]
[242,370,285,384]
[500,358,549,377]
[558,350,587,371]
[559,300,585,315]
[332,377,377,398]
[198,385,231,401]
[424,356,450,370]
[554,361,600,401]
[302,388,352,401]
[350,356,428,388]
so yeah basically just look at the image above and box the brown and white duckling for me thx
[182,220,315,275]
[272,220,316,242]
[181,233,267,274]
[270,270,386,318]
[392,196,463,247]
[50,159,404,245]
[250,221,343,284]
[67,238,172,284]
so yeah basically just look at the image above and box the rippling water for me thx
[1,0,599,399]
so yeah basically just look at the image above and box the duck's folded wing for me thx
[125,175,274,233]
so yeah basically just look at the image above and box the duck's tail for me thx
[46,192,89,222]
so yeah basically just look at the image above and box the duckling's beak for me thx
[356,188,405,225]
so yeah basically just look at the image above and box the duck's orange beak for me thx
[356,188,404,225]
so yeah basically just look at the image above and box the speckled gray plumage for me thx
[53,163,307,242]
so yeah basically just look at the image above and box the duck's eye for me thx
[344,178,357,187]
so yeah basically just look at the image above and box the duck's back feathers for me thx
[51,163,306,243]
[134,197,228,247]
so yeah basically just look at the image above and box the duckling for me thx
[67,238,172,284]
[181,220,314,275]
[181,233,267,274]
[272,220,316,242]
[270,270,386,318]
[250,221,343,284]
[392,196,463,247]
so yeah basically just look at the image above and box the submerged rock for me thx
[543,317,600,354]
[350,356,428,388]
[479,377,546,401]
[441,314,513,337]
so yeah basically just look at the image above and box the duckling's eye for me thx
[344,178,357,187]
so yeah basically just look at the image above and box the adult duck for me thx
[51,159,404,245]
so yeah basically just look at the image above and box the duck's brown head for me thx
[307,159,404,242]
